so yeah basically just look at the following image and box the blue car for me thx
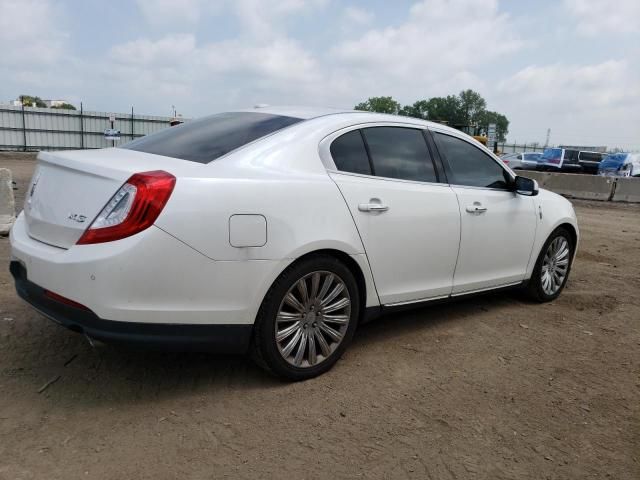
[598,153,640,178]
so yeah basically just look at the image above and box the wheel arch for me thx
[253,248,378,329]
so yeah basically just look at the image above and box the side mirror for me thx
[514,176,539,196]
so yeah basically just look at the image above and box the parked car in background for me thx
[538,148,580,172]
[10,107,579,380]
[538,148,605,174]
[598,153,640,177]
[578,151,605,174]
[501,152,542,170]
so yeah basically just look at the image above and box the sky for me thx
[1,0,639,150]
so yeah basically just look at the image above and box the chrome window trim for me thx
[327,168,450,188]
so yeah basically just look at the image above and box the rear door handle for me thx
[359,202,389,213]
[465,203,487,214]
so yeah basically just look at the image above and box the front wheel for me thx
[526,227,574,302]
[251,254,359,381]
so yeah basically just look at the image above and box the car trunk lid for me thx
[23,148,191,249]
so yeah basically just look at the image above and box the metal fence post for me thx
[20,97,27,152]
[131,107,134,141]
[80,102,84,149]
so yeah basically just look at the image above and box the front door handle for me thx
[465,203,487,214]
[359,202,389,213]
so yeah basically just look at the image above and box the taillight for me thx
[77,170,176,245]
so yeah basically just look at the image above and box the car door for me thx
[324,125,461,305]
[430,130,537,294]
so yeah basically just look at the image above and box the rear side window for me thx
[361,127,437,182]
[330,130,372,175]
[563,149,579,163]
[121,112,302,163]
[433,132,510,189]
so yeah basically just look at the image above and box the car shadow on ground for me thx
[4,289,528,405]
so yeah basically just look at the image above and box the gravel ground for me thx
[0,153,638,479]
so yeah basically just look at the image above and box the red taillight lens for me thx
[77,170,176,245]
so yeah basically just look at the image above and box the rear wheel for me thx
[526,227,574,302]
[251,254,359,380]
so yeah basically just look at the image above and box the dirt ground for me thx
[0,153,638,479]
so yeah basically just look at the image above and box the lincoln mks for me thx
[10,107,578,380]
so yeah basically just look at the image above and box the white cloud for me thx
[0,0,66,65]
[498,60,639,112]
[134,0,211,26]
[343,6,374,26]
[231,0,328,40]
[109,34,197,66]
[497,60,640,148]
[331,0,521,98]
[564,0,640,35]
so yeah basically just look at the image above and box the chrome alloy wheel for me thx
[275,271,351,368]
[541,236,570,295]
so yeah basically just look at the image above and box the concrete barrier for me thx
[520,171,615,201]
[611,177,640,203]
[0,168,16,235]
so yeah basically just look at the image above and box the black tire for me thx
[526,227,574,302]
[251,254,360,381]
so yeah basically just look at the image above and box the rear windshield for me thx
[121,112,303,163]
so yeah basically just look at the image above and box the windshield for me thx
[121,112,303,163]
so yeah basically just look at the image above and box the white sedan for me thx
[10,107,578,380]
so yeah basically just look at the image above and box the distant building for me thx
[43,99,67,108]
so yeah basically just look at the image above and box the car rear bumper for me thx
[9,213,288,326]
[10,260,253,352]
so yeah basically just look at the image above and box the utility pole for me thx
[544,128,551,148]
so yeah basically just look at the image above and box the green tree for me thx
[398,100,430,119]
[475,110,509,143]
[355,90,509,141]
[423,95,464,124]
[51,102,77,110]
[19,95,46,108]
[458,89,487,125]
[354,96,401,115]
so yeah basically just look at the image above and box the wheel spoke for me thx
[314,329,330,357]
[322,314,349,325]
[294,331,308,366]
[323,297,350,314]
[556,247,569,261]
[317,274,334,303]
[284,292,305,313]
[319,322,342,342]
[320,283,345,307]
[296,278,309,309]
[281,328,302,358]
[276,321,301,342]
[276,312,303,323]
[308,331,317,365]
[309,273,321,302]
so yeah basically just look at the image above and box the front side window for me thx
[361,127,437,182]
[433,132,511,189]
[121,112,302,164]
